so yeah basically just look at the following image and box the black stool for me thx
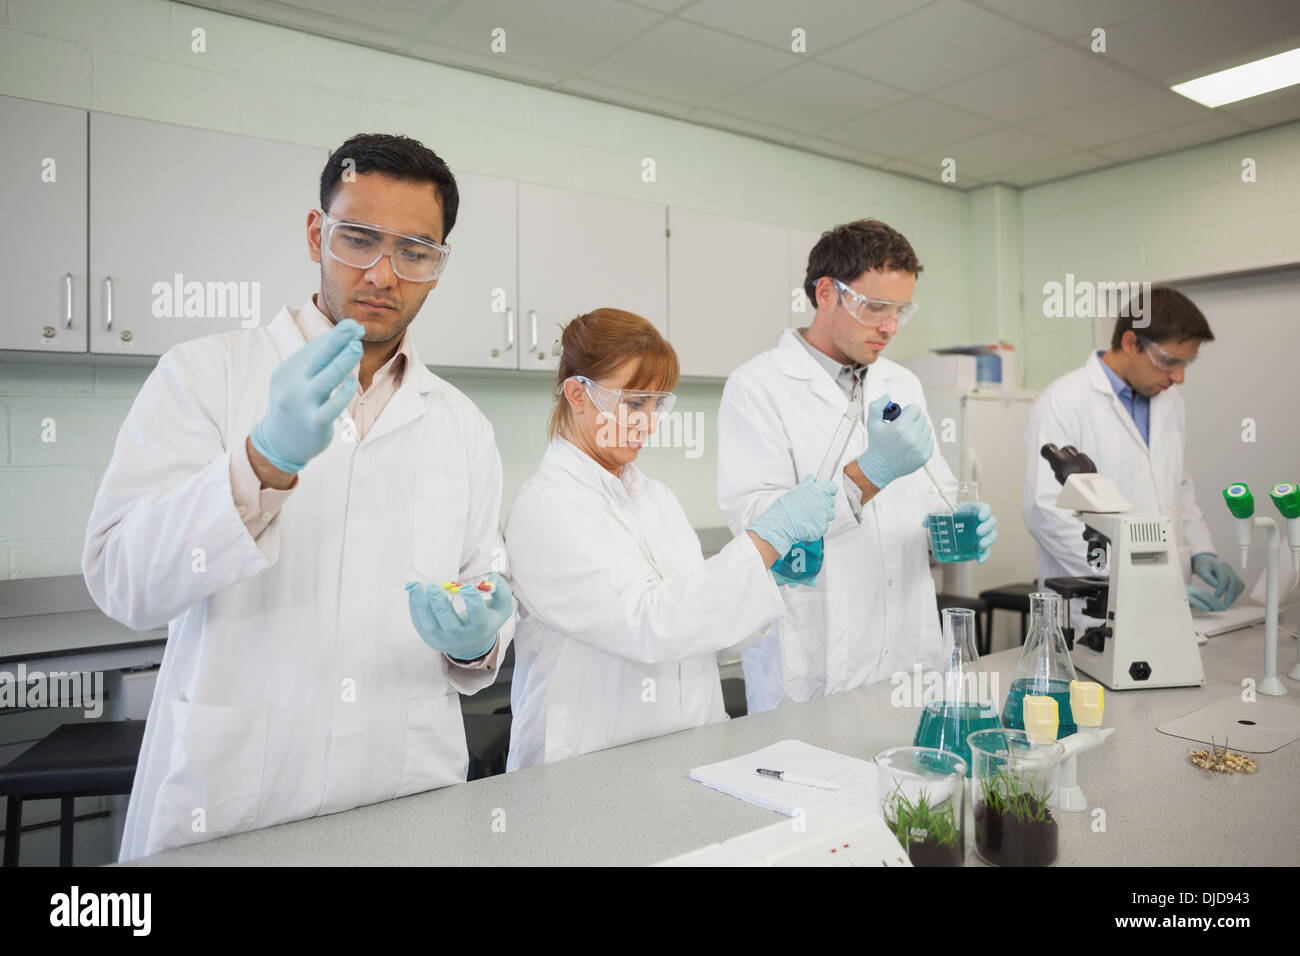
[977,583,1038,654]
[464,713,512,780]
[936,594,986,652]
[0,720,146,867]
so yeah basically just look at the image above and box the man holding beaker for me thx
[716,219,999,714]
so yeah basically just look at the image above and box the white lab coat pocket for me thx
[396,688,467,798]
[411,469,468,582]
[147,699,270,852]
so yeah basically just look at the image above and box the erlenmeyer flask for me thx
[913,607,1002,776]
[1002,592,1079,738]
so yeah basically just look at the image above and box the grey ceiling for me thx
[185,0,1300,188]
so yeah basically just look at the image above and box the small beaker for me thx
[876,746,966,867]
[924,480,983,563]
[969,728,1063,867]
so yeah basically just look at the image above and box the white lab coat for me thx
[83,305,513,861]
[503,437,785,769]
[716,329,955,714]
[1023,351,1215,603]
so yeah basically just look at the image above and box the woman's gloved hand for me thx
[406,572,513,661]
[250,319,364,473]
[747,475,838,559]
[1187,584,1228,612]
[854,393,934,490]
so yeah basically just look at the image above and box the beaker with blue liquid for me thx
[770,399,861,586]
[925,481,983,563]
[1002,592,1079,738]
[913,606,1002,776]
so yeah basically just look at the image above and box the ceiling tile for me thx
[817,0,1055,94]
[998,150,1113,186]
[929,44,1141,123]
[1020,86,1214,148]
[556,76,696,117]
[1219,85,1300,128]
[910,126,1074,179]
[679,0,928,53]
[828,96,998,157]
[679,106,803,143]
[404,39,568,85]
[1086,0,1300,83]
[710,61,907,134]
[1092,112,1254,161]
[418,0,663,74]
[255,0,456,34]
[580,16,797,106]
[215,0,414,50]
[973,0,1174,40]
[802,136,895,168]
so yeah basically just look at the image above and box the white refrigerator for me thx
[922,388,1041,652]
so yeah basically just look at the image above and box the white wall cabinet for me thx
[0,94,88,353]
[517,182,668,372]
[667,207,788,378]
[88,113,324,356]
[408,170,518,370]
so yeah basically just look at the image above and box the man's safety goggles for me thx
[320,211,450,282]
[562,375,677,422]
[1138,335,1197,372]
[833,278,918,327]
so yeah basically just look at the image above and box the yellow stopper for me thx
[1023,695,1059,745]
[1070,680,1104,728]
[441,582,462,593]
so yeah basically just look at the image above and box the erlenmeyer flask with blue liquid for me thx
[771,399,869,585]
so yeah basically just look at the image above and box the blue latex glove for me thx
[747,475,838,559]
[250,318,364,473]
[1187,585,1227,612]
[921,502,999,563]
[855,393,935,490]
[1191,552,1244,607]
[406,573,513,661]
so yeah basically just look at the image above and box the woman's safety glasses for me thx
[833,278,918,327]
[564,375,677,425]
[320,212,450,282]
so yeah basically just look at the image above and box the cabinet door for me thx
[517,183,667,372]
[407,171,517,370]
[0,95,87,352]
[89,113,324,356]
[787,227,822,329]
[667,207,787,378]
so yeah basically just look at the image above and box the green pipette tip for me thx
[1271,481,1300,519]
[1223,483,1254,519]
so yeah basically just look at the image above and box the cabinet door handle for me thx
[103,276,114,331]
[504,308,515,351]
[528,309,538,351]
[63,273,73,329]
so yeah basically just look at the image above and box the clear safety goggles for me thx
[320,211,450,282]
[1138,335,1197,371]
[563,375,677,424]
[833,278,918,327]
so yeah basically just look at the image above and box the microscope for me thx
[1039,444,1205,690]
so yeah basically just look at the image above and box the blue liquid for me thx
[914,703,1003,777]
[771,538,823,584]
[1002,678,1077,738]
[927,506,982,563]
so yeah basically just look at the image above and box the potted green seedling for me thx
[883,782,963,867]
[970,731,1062,867]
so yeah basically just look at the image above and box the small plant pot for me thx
[875,746,967,867]
[968,729,1063,868]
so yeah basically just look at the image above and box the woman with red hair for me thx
[504,308,837,769]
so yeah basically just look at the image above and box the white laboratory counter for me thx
[121,606,1300,867]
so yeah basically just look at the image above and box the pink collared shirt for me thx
[229,294,499,670]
